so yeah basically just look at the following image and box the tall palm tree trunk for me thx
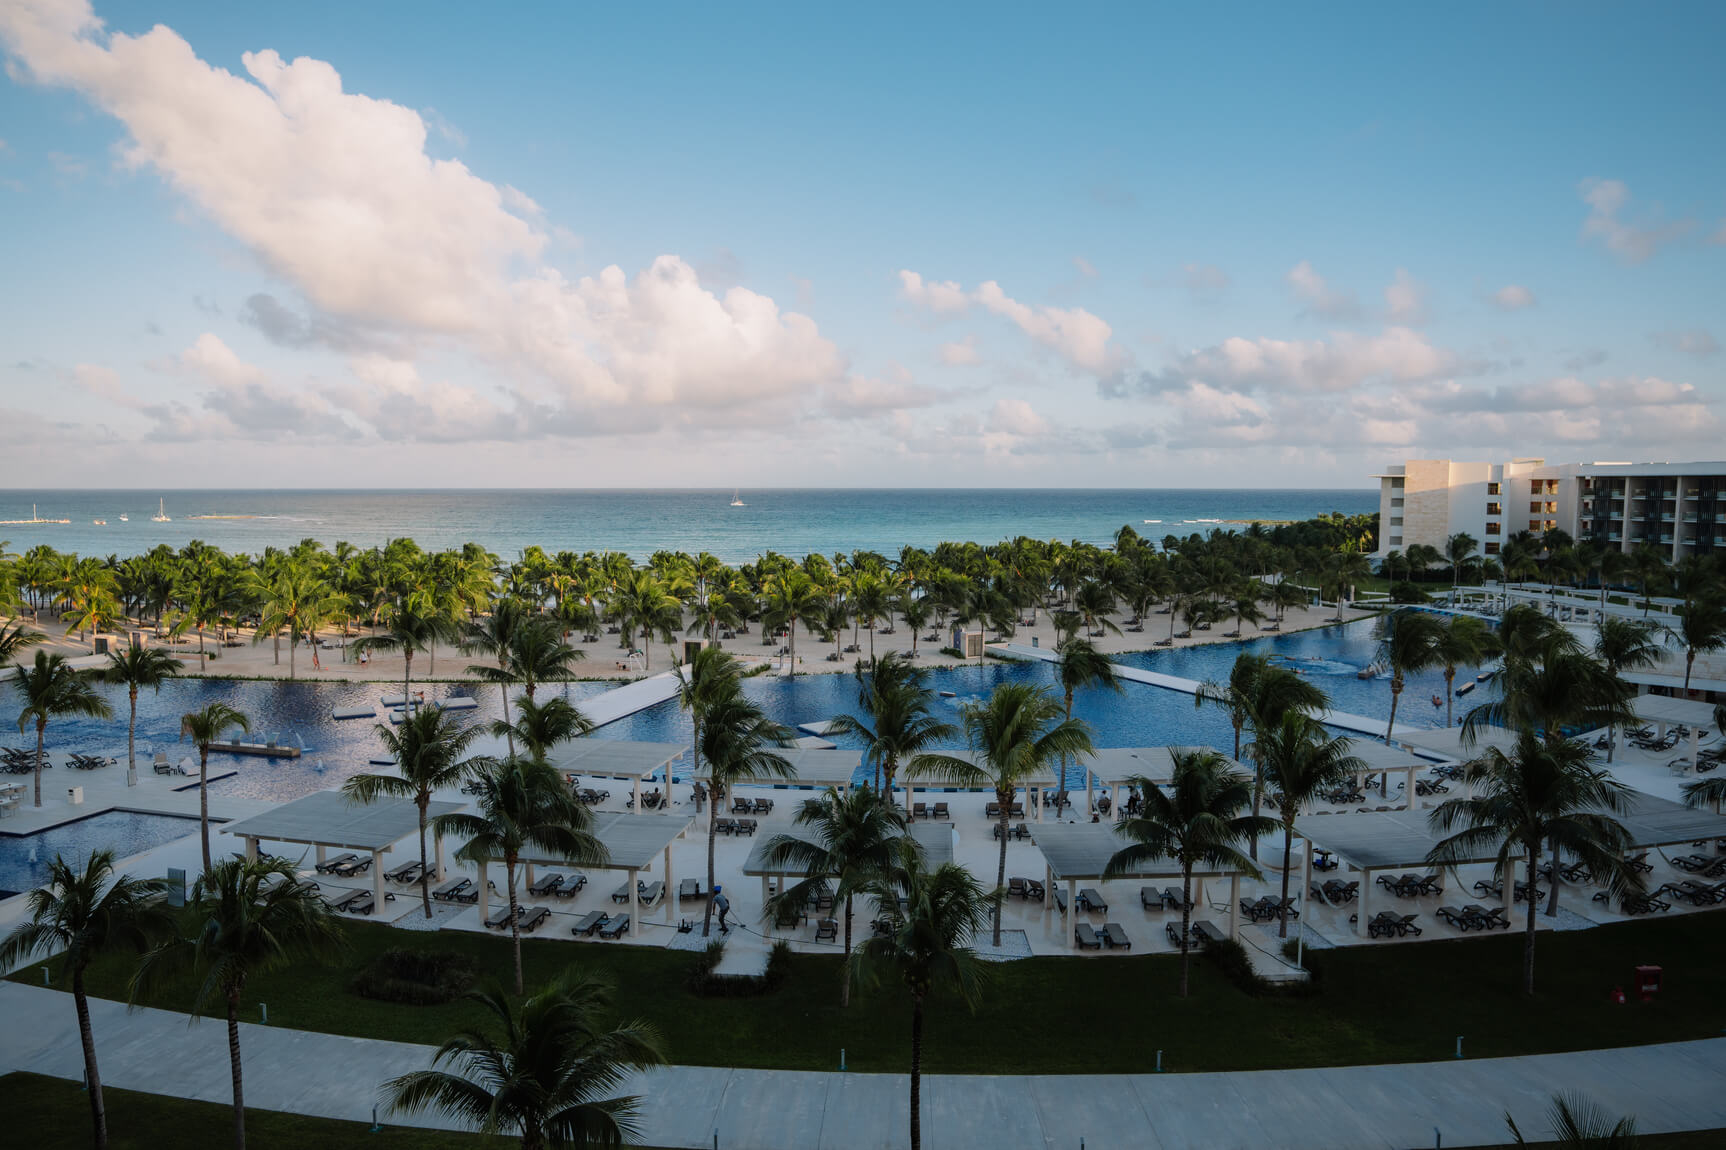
[73,971,108,1150]
[1523,846,1539,996]
[703,799,719,937]
[1179,867,1194,997]
[226,986,247,1150]
[1279,824,1295,939]
[1444,668,1457,727]
[994,800,1009,947]
[417,802,433,918]
[126,687,139,788]
[288,629,296,679]
[909,995,925,1150]
[33,718,46,807]
[1543,833,1562,918]
[200,748,213,871]
[841,894,854,1007]
[500,657,516,758]
[506,857,523,994]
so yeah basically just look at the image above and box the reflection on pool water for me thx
[0,810,201,897]
[0,619,1491,806]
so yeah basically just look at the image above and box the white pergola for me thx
[488,811,694,939]
[741,821,955,914]
[694,748,866,814]
[1395,725,1521,763]
[544,739,686,813]
[904,749,1061,821]
[1337,739,1442,808]
[1085,746,1234,817]
[221,790,465,910]
[1632,693,1719,770]
[1030,820,1247,949]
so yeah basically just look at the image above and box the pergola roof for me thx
[1085,746,1234,788]
[1030,821,1242,882]
[1395,726,1521,761]
[1292,808,1489,871]
[1632,694,1718,728]
[741,821,954,877]
[221,791,464,853]
[515,812,694,872]
[696,747,865,789]
[1338,739,1436,773]
[544,740,686,781]
[907,749,1060,789]
[1612,791,1726,848]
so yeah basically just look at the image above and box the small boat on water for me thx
[118,513,128,521]
[93,519,106,525]
[151,498,171,522]
[1456,681,1476,696]
[730,489,746,507]
[1143,519,1162,524]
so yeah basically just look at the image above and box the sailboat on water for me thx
[730,489,746,507]
[151,498,171,522]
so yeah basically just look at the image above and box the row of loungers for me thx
[1139,886,1194,912]
[313,853,373,878]
[1436,904,1511,931]
[612,880,665,907]
[713,818,758,836]
[484,905,551,933]
[1166,920,1226,949]
[324,888,374,916]
[1075,922,1132,950]
[571,911,631,939]
[910,802,951,820]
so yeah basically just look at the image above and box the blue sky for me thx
[1,0,1722,488]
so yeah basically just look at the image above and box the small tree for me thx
[1251,714,1363,937]
[180,703,250,871]
[1375,609,1446,747]
[697,692,795,936]
[826,652,955,794]
[102,646,185,787]
[14,650,113,808]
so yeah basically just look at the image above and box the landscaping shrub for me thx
[1203,937,1266,996]
[686,939,793,998]
[351,948,479,1006]
[1389,581,1432,604]
[938,646,966,659]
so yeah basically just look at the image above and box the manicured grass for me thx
[18,911,1726,1075]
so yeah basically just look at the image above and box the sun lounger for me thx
[1008,877,1029,899]
[326,889,373,915]
[815,917,838,942]
[679,878,703,902]
[1166,922,1188,947]
[314,852,360,875]
[571,911,609,936]
[517,906,550,933]
[1191,921,1226,947]
[552,873,587,897]
[637,881,665,907]
[1436,906,1471,929]
[1140,886,1162,910]
[485,905,520,930]
[1103,923,1131,949]
[385,860,425,884]
[1024,878,1045,901]
[1078,887,1108,913]
[1462,904,1509,930]
[713,818,737,835]
[528,873,564,897]
[1051,887,1068,915]
[735,818,758,836]
[1162,886,1190,911]
[932,802,949,819]
[598,914,630,939]
[1074,923,1102,949]
[431,878,473,902]
[331,855,373,878]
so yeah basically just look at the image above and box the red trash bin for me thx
[1635,964,1662,1001]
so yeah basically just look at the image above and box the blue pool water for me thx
[0,620,1487,804]
[0,810,201,897]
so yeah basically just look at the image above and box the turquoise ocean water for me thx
[0,489,1373,564]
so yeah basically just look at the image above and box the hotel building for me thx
[1371,458,1726,560]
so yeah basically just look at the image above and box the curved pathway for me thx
[3,982,1722,1148]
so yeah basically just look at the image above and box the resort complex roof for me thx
[514,812,695,873]
[1395,725,1520,761]
[221,791,464,854]
[1293,808,1491,872]
[695,747,865,789]
[1030,820,1244,881]
[740,820,955,877]
[1084,746,1236,788]
[544,740,686,781]
[1631,694,1718,729]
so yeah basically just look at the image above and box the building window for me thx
[1485,522,1501,535]
[1542,501,1557,514]
[1388,536,1402,546]
[1529,501,1543,513]
[1487,482,1501,495]
[1484,542,1500,555]
[1486,502,1501,515]
[1389,517,1404,527]
[1390,477,1404,489]
[1529,520,1542,531]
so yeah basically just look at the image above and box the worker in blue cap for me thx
[713,885,730,933]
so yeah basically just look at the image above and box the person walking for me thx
[713,885,731,933]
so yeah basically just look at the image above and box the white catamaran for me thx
[151,498,171,522]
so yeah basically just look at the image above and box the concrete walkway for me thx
[583,669,683,728]
[4,982,1723,1148]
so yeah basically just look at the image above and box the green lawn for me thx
[7,1071,1723,1150]
[17,909,1726,1076]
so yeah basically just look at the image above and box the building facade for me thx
[1372,458,1726,561]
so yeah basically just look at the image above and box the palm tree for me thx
[1461,635,1636,753]
[674,644,744,801]
[180,703,251,871]
[1626,544,1668,617]
[507,618,587,700]
[0,851,171,1150]
[1053,635,1123,811]
[1427,733,1640,995]
[1507,1091,1641,1148]
[1104,749,1273,995]
[1376,609,1446,747]
[493,694,593,764]
[0,619,43,665]
[435,758,606,992]
[383,967,665,1150]
[102,646,185,786]
[1251,714,1363,937]
[463,598,532,757]
[850,841,992,1150]
[1592,617,1663,762]
[133,858,344,1150]
[343,708,491,918]
[1446,532,1479,602]
[826,653,955,794]
[612,570,682,669]
[1431,614,1500,728]
[764,787,906,1005]
[1671,595,1726,693]
[1679,704,1726,812]
[14,650,113,808]
[1196,653,1325,855]
[762,569,826,675]
[354,596,459,710]
[697,692,795,936]
[251,567,341,678]
[915,682,1094,945]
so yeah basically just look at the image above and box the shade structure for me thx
[545,739,686,812]
[1631,694,1718,728]
[221,789,465,911]
[1029,820,1250,947]
[1084,746,1237,789]
[1609,790,1726,848]
[693,747,865,790]
[489,812,695,939]
[1395,725,1521,761]
[741,819,954,878]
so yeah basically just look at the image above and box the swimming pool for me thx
[0,810,201,898]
